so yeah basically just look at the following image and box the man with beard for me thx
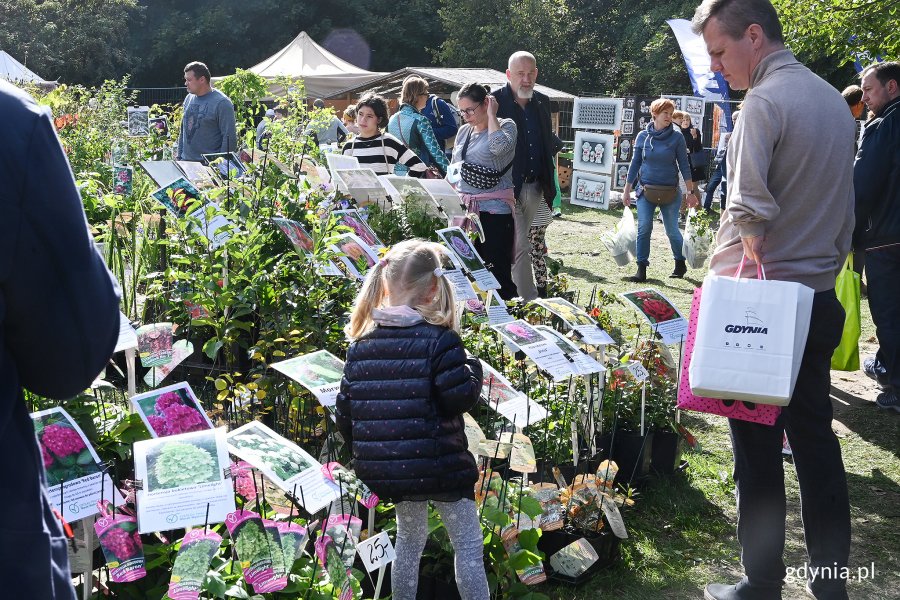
[493,51,562,300]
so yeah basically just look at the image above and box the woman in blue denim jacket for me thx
[387,76,450,176]
[622,98,699,282]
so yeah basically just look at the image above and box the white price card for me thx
[356,530,396,572]
[626,361,649,382]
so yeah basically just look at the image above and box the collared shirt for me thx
[522,99,544,181]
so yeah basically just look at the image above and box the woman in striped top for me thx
[341,93,427,177]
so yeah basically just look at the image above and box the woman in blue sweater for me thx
[335,240,488,600]
[387,76,450,176]
[622,98,699,281]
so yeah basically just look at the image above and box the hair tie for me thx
[433,267,444,278]
[379,258,389,267]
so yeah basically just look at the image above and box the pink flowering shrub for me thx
[41,423,86,458]
[41,444,53,468]
[231,461,257,501]
[101,526,141,561]
[161,403,206,435]
[154,391,182,413]
[144,389,208,436]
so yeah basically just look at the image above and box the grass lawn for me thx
[535,202,899,599]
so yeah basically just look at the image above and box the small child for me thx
[335,240,489,600]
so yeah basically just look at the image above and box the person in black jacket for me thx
[854,61,900,412]
[335,240,488,600]
[493,51,563,301]
[1,80,121,599]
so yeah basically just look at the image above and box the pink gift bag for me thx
[678,287,781,425]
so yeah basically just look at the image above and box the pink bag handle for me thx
[734,255,767,280]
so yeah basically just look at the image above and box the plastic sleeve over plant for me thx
[168,529,222,600]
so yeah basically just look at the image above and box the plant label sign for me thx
[534,297,614,346]
[271,350,345,408]
[356,531,396,573]
[620,288,687,345]
[31,407,125,522]
[227,420,342,513]
[492,320,574,381]
[626,361,650,382]
[133,427,236,534]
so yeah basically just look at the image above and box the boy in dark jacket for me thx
[336,240,488,600]
[0,79,121,599]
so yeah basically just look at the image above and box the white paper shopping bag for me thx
[688,265,813,406]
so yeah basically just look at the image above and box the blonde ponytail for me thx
[345,239,459,339]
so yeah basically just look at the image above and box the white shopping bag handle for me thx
[734,256,767,280]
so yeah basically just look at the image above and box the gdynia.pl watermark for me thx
[786,562,877,583]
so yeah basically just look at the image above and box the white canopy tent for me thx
[0,50,55,87]
[215,31,385,99]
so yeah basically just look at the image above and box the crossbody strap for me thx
[461,126,513,175]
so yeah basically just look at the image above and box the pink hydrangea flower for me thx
[41,424,86,458]
[231,461,256,501]
[154,391,183,413]
[101,527,139,561]
[41,444,53,468]
[161,403,206,435]
[146,414,168,436]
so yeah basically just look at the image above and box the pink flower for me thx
[231,461,257,501]
[101,527,139,561]
[146,414,168,436]
[41,424,86,458]
[41,444,53,468]
[154,391,183,413]
[161,403,206,435]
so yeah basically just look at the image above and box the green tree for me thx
[0,0,139,85]
[774,0,899,68]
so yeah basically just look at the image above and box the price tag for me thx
[626,361,649,382]
[356,530,396,572]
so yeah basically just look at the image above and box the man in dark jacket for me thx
[854,61,900,412]
[493,51,563,301]
[1,80,121,598]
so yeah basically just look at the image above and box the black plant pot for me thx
[596,430,654,485]
[650,428,684,475]
[539,528,622,584]
[526,457,602,487]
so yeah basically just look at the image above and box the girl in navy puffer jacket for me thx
[336,239,489,600]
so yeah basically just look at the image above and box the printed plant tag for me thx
[599,494,628,539]
[501,432,537,473]
[95,512,146,582]
[168,529,221,600]
[136,323,174,367]
[549,538,599,578]
[276,522,308,573]
[113,166,133,195]
[322,462,379,509]
[226,510,275,591]
[255,520,288,593]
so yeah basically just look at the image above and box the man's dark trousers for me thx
[728,290,851,600]
[865,245,900,390]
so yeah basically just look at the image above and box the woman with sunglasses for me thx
[450,83,518,299]
[387,76,450,176]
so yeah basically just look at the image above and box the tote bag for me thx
[830,253,861,371]
[688,260,814,406]
[678,287,781,425]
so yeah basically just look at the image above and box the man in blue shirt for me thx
[177,61,237,161]
[493,51,562,300]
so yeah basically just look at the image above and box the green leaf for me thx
[519,497,544,520]
[204,338,224,360]
[203,570,227,597]
[224,585,251,598]
[507,548,543,570]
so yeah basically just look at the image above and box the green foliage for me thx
[171,538,220,583]
[774,0,899,69]
[217,69,269,131]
